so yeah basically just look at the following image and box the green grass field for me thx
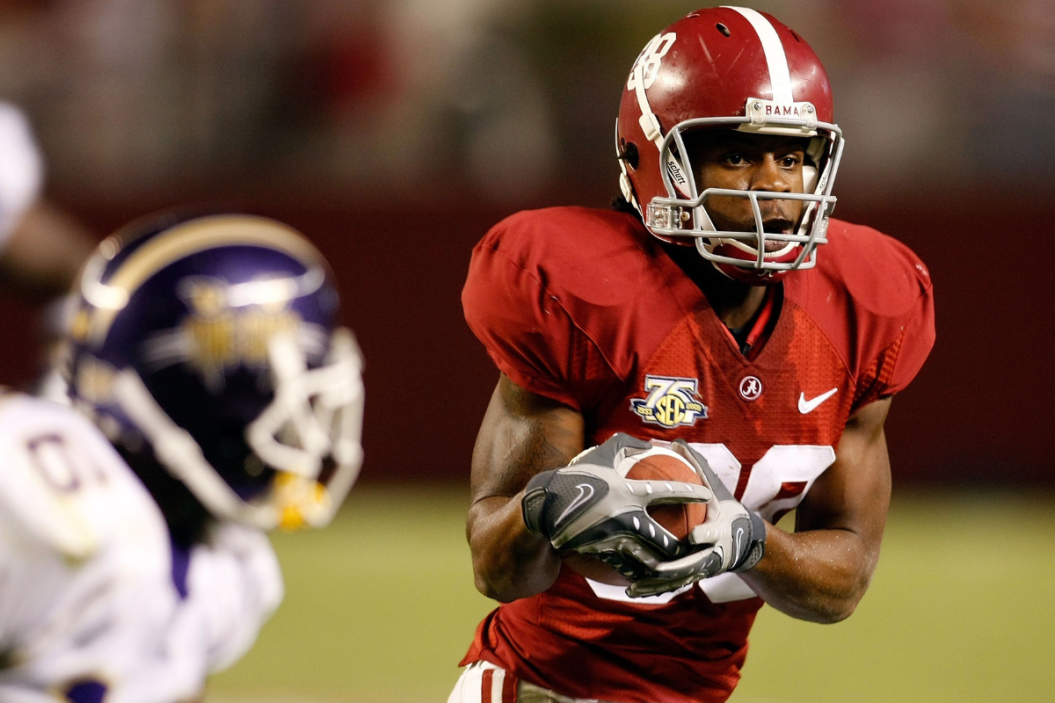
[208,486,1055,703]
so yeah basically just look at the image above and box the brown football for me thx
[562,446,708,586]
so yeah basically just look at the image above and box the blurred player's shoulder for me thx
[0,101,40,157]
[0,391,168,562]
[0,101,43,244]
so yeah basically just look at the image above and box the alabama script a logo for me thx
[630,375,708,429]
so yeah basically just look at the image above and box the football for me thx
[562,446,708,587]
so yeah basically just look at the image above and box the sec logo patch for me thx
[630,375,708,428]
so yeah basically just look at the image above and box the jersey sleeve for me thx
[0,507,69,656]
[851,248,936,410]
[0,103,43,250]
[462,217,616,411]
[187,522,284,674]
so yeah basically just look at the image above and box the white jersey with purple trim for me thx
[0,393,283,703]
[0,103,43,251]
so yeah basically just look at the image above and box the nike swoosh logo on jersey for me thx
[556,484,595,526]
[735,527,744,560]
[798,387,838,414]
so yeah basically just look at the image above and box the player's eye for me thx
[723,153,746,166]
[779,154,803,168]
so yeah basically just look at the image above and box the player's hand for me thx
[521,433,711,582]
[625,440,767,598]
[674,440,767,572]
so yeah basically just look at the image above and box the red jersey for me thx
[460,206,935,703]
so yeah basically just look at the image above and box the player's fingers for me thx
[561,510,687,562]
[649,550,713,578]
[623,477,712,504]
[626,577,693,598]
[666,440,735,501]
[572,432,651,467]
[592,550,654,582]
[625,549,723,597]
[611,538,662,570]
[599,517,696,565]
[688,521,723,546]
[694,549,723,578]
[605,432,651,451]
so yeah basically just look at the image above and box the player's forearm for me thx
[739,522,878,624]
[468,493,561,602]
[742,399,892,623]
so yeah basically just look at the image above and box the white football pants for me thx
[448,661,614,703]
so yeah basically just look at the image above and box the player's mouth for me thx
[759,219,794,252]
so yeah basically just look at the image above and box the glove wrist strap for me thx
[732,511,767,573]
[522,470,557,539]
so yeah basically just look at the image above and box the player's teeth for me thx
[663,535,669,547]
[665,482,673,491]
[649,525,656,537]
[633,516,640,529]
[646,483,653,494]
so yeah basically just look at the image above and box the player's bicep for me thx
[795,397,892,549]
[470,374,585,504]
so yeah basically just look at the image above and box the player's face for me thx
[686,131,809,251]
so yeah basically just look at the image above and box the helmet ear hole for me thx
[619,141,639,170]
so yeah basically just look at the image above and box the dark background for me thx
[0,0,1051,487]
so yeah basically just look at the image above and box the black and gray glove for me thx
[521,433,711,583]
[627,439,767,598]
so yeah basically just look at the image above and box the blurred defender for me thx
[0,213,363,701]
[452,7,935,702]
[0,101,95,299]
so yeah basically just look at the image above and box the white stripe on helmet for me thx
[723,6,793,103]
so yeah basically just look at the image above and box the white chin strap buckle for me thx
[646,203,692,231]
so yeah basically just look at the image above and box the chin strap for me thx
[616,119,641,213]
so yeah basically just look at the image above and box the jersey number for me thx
[27,434,108,493]
[627,33,676,91]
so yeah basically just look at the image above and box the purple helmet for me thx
[65,212,364,530]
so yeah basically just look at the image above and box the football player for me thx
[0,101,98,401]
[0,212,364,701]
[450,7,934,703]
[0,101,95,299]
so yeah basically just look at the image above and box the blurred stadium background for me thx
[0,0,1051,700]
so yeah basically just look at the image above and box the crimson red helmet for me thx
[616,6,844,283]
